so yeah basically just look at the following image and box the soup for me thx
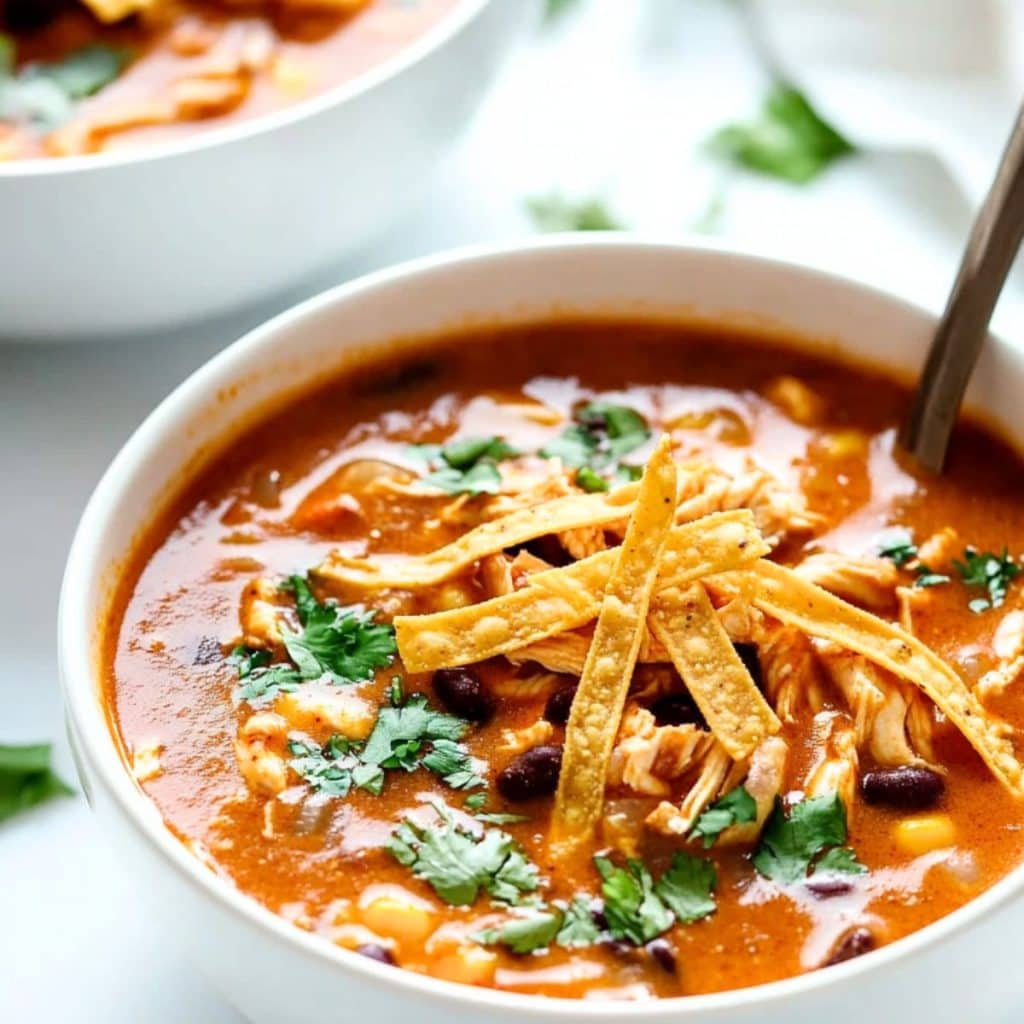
[103,321,1024,1000]
[0,0,458,159]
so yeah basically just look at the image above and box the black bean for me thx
[432,667,494,723]
[496,744,563,801]
[193,635,223,666]
[861,766,945,810]
[544,685,577,725]
[646,938,677,974]
[3,0,68,30]
[733,642,763,690]
[355,943,396,966]
[650,693,707,730]
[805,876,854,899]
[823,927,876,967]
[601,938,637,958]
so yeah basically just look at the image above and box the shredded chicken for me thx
[491,671,567,701]
[274,686,376,740]
[916,527,962,570]
[713,594,767,644]
[499,721,555,754]
[759,623,828,722]
[763,375,827,425]
[508,634,590,676]
[795,553,898,610]
[645,741,733,835]
[239,577,284,648]
[478,554,514,598]
[559,525,607,560]
[234,712,289,796]
[805,712,859,813]
[608,707,712,797]
[977,609,1024,700]
[717,736,788,845]
[822,650,928,766]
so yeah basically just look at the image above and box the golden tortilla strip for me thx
[317,486,640,590]
[395,509,767,672]
[719,559,1024,796]
[649,583,780,759]
[551,436,678,845]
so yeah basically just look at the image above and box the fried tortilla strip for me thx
[317,486,640,590]
[649,584,780,759]
[395,509,767,672]
[551,436,678,846]
[719,559,1024,796]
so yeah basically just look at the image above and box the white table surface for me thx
[4,1,1024,1019]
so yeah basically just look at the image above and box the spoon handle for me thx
[901,104,1024,472]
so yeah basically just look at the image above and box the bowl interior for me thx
[59,236,1024,1018]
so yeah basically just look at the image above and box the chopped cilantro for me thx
[288,736,359,798]
[709,83,855,184]
[0,43,130,130]
[594,856,673,944]
[0,743,73,823]
[690,785,756,848]
[421,738,485,790]
[475,895,600,954]
[279,575,396,685]
[475,810,530,825]
[388,803,540,906]
[954,547,1021,612]
[464,792,487,810]
[541,401,651,487]
[388,676,404,707]
[410,434,518,497]
[230,645,302,704]
[878,534,918,568]
[914,570,951,589]
[575,466,609,492]
[753,793,863,884]
[814,846,867,877]
[526,193,624,232]
[654,852,718,924]
[475,909,563,953]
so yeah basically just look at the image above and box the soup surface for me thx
[0,0,458,159]
[104,321,1024,1000]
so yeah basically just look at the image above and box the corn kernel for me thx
[819,429,869,460]
[894,814,956,856]
[359,886,436,946]
[432,944,498,986]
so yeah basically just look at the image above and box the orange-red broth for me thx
[103,321,1024,999]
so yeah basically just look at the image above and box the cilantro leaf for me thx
[690,785,756,848]
[280,575,395,684]
[412,434,518,496]
[654,851,717,923]
[555,895,602,947]
[288,736,359,798]
[421,738,485,790]
[752,793,852,884]
[709,83,855,184]
[475,810,530,824]
[954,547,1021,612]
[230,644,302,704]
[0,43,129,131]
[814,846,867,877]
[0,743,73,823]
[878,534,918,568]
[914,570,950,589]
[475,910,563,953]
[541,401,650,486]
[388,803,540,906]
[594,856,673,944]
[526,193,624,232]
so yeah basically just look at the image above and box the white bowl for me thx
[0,0,532,342]
[59,237,1024,1023]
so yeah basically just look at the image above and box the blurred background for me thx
[4,0,1024,1018]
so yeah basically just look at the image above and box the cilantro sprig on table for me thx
[0,743,73,824]
[389,802,539,906]
[709,82,855,185]
[526,193,624,232]
[286,691,484,799]
[752,793,865,885]
[406,435,519,497]
[0,37,130,132]
[540,401,651,489]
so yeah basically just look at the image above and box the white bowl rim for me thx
[0,0,492,180]
[58,234,1024,1017]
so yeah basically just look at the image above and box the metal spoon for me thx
[901,104,1024,473]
